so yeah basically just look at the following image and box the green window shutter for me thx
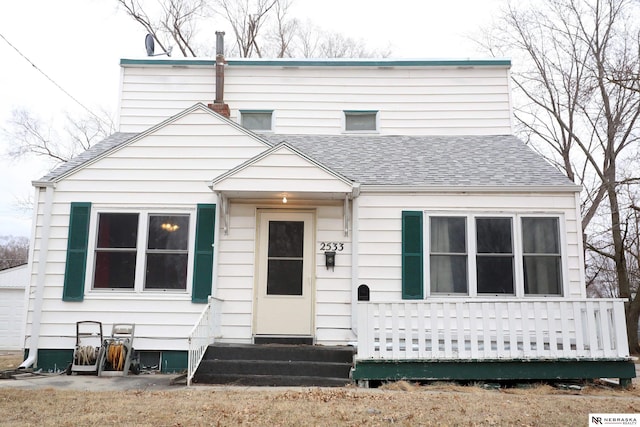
[402,211,423,299]
[62,202,91,301]
[192,204,216,303]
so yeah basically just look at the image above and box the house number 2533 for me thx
[320,242,344,251]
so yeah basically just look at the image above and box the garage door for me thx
[0,287,26,350]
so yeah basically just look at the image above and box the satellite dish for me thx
[145,34,155,56]
[144,34,172,57]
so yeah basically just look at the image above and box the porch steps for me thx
[192,343,355,387]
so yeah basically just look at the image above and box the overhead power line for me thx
[0,31,109,126]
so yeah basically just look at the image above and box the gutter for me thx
[360,184,583,193]
[20,184,55,368]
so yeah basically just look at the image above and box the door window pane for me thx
[522,217,562,295]
[476,217,514,294]
[430,217,468,293]
[267,260,303,295]
[94,213,139,289]
[267,221,304,295]
[268,221,304,257]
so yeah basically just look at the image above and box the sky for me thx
[0,0,507,237]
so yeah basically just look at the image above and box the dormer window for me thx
[240,110,273,131]
[344,110,378,132]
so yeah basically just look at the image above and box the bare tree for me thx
[0,236,29,270]
[117,0,208,57]
[292,23,391,58]
[116,0,391,59]
[213,0,277,57]
[2,108,115,164]
[484,0,640,352]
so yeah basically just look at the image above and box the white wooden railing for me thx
[357,299,630,361]
[187,296,222,386]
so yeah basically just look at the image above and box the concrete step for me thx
[193,343,355,387]
[192,373,352,387]
[203,343,355,364]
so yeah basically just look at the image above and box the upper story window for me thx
[344,110,378,132]
[92,211,191,292]
[240,110,273,131]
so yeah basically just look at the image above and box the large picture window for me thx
[92,211,191,292]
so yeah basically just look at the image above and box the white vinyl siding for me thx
[215,202,352,345]
[25,109,268,351]
[119,63,512,135]
[356,192,584,302]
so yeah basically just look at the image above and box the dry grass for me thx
[2,351,639,426]
[1,384,640,426]
[0,352,21,370]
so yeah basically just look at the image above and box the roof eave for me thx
[360,184,582,193]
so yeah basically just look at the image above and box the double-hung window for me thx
[476,217,514,294]
[522,217,562,295]
[145,215,190,290]
[425,213,564,296]
[92,212,191,292]
[94,213,139,289]
[429,217,468,293]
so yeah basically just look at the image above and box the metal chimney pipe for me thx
[215,31,225,104]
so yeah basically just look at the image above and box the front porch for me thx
[352,298,636,386]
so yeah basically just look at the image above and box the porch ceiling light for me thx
[282,196,288,204]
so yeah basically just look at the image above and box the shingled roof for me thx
[260,134,576,188]
[37,131,575,189]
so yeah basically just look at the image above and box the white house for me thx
[21,38,634,384]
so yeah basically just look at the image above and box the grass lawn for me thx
[2,352,638,426]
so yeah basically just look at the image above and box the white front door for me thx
[254,210,314,336]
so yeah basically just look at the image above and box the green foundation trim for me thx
[25,349,74,373]
[25,349,188,374]
[161,351,187,373]
[352,359,636,385]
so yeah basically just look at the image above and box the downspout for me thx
[20,183,55,368]
[350,186,360,336]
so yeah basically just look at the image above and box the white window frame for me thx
[85,207,196,296]
[343,110,379,133]
[424,211,567,298]
[239,110,274,132]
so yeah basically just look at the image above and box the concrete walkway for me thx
[0,371,185,391]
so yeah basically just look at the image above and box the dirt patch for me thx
[1,382,639,426]
[0,352,21,370]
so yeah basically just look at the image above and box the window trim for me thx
[343,110,379,133]
[239,109,274,132]
[85,208,196,295]
[424,211,567,298]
